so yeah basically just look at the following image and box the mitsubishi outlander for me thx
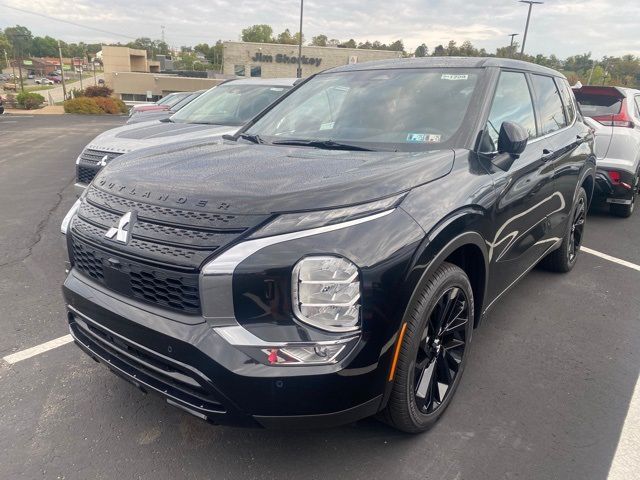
[61,58,595,432]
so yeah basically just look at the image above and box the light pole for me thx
[508,33,519,57]
[519,1,543,57]
[296,0,304,78]
[58,40,67,100]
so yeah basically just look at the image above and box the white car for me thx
[574,86,640,217]
[35,78,54,85]
[74,78,296,193]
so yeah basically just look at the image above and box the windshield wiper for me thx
[237,133,266,144]
[271,139,372,151]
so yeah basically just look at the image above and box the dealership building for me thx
[222,41,402,78]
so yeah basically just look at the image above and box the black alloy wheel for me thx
[413,286,469,414]
[568,195,586,263]
[381,262,474,433]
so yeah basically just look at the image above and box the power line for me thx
[0,3,137,40]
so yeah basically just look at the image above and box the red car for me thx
[128,92,193,117]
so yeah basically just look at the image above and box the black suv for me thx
[61,58,595,432]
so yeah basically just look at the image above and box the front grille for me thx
[72,238,201,313]
[69,185,270,314]
[79,149,123,165]
[77,165,99,184]
[76,149,123,185]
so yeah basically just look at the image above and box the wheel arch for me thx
[401,217,490,330]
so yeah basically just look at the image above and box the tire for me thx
[541,187,587,273]
[381,262,474,433]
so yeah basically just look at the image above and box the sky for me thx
[1,0,640,59]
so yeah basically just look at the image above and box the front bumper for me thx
[63,270,385,428]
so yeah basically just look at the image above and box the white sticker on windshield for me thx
[320,122,335,130]
[407,133,427,143]
[427,134,442,143]
[441,74,469,81]
[269,88,285,91]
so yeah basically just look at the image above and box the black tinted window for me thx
[556,79,576,124]
[574,92,622,117]
[532,75,567,135]
[481,71,536,152]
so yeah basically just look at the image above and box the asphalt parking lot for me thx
[0,114,639,480]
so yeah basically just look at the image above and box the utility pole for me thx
[519,1,543,57]
[296,0,304,78]
[508,33,519,57]
[93,61,97,86]
[161,25,165,44]
[16,45,24,93]
[58,40,67,100]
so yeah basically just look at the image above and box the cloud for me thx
[1,0,639,58]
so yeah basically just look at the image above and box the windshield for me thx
[171,84,291,126]
[244,68,481,151]
[171,91,202,112]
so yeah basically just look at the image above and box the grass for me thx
[25,85,55,92]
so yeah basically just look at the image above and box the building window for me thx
[234,64,246,77]
[250,65,262,77]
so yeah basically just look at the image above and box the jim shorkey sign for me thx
[251,52,322,67]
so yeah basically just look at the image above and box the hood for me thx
[127,111,174,125]
[94,141,456,215]
[85,120,239,154]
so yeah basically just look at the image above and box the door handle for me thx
[542,148,555,161]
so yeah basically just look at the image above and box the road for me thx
[0,73,104,104]
[0,114,639,480]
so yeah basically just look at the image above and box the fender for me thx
[575,155,597,206]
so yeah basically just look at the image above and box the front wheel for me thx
[609,176,637,218]
[381,262,473,433]
[541,187,587,273]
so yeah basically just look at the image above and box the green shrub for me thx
[64,97,103,114]
[16,92,45,110]
[64,96,128,115]
[93,96,127,114]
[84,85,114,97]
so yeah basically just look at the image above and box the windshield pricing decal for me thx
[320,122,335,130]
[427,134,441,143]
[441,74,469,80]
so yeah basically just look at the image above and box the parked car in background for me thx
[62,58,595,432]
[126,89,206,125]
[35,78,54,85]
[2,82,17,91]
[0,96,4,115]
[74,78,296,192]
[574,85,640,217]
[46,74,63,84]
[127,92,193,117]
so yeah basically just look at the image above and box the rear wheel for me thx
[542,187,587,273]
[381,262,473,433]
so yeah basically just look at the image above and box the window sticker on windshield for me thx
[427,134,441,143]
[320,122,335,130]
[441,74,469,81]
[407,133,427,142]
[269,88,284,91]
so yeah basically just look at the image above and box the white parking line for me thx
[2,334,73,364]
[608,377,640,479]
[582,246,640,272]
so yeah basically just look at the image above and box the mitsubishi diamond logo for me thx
[105,211,136,244]
[98,154,109,167]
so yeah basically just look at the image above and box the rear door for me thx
[530,74,585,237]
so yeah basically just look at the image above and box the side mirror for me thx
[492,121,528,171]
[498,121,528,155]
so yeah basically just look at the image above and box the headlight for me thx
[248,194,404,239]
[60,198,82,235]
[292,256,360,332]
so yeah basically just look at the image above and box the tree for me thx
[339,39,357,49]
[432,44,446,56]
[241,24,274,43]
[311,34,328,47]
[358,41,373,49]
[414,43,428,57]
[327,38,341,47]
[4,25,32,56]
[276,29,296,45]
[388,40,405,53]
[0,32,13,67]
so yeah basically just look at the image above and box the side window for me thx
[531,75,567,135]
[634,96,640,118]
[556,79,577,124]
[480,71,537,152]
